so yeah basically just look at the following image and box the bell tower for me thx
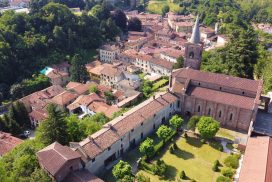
[184,15,203,70]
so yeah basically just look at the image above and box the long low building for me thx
[70,92,179,174]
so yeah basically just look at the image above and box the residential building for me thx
[99,44,120,63]
[100,64,125,88]
[160,49,184,63]
[49,91,78,109]
[149,58,174,76]
[170,67,263,131]
[46,70,69,86]
[0,132,22,156]
[37,142,83,182]
[239,136,272,182]
[66,82,96,95]
[70,92,178,175]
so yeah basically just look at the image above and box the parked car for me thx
[23,130,31,137]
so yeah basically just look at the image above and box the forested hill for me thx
[0,1,120,103]
[176,0,272,93]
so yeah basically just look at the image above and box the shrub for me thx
[154,160,167,176]
[179,170,186,179]
[136,173,151,182]
[212,160,220,172]
[218,144,224,152]
[184,132,188,138]
[201,139,206,144]
[173,142,178,149]
[216,176,232,182]
[169,146,175,154]
[187,115,200,131]
[224,154,240,169]
[221,167,234,178]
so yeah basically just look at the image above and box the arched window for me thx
[197,105,201,112]
[189,52,194,59]
[208,108,211,115]
[229,113,233,121]
[219,111,222,118]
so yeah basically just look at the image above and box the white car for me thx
[24,130,31,137]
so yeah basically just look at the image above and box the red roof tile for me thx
[187,86,256,110]
[0,132,23,156]
[37,142,81,176]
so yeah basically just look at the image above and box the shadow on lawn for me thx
[159,165,177,181]
[185,136,203,148]
[174,147,195,160]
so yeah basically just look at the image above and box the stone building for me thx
[69,92,179,175]
[170,68,263,131]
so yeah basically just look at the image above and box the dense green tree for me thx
[112,160,133,180]
[66,115,85,142]
[162,5,170,17]
[36,104,69,145]
[89,85,98,93]
[29,168,52,182]
[140,80,153,98]
[128,17,142,31]
[14,101,31,128]
[187,115,200,131]
[104,91,115,104]
[156,125,173,143]
[169,115,183,131]
[70,54,89,83]
[139,137,155,159]
[173,56,184,69]
[112,9,127,32]
[197,116,220,139]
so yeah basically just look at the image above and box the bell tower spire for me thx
[183,14,203,70]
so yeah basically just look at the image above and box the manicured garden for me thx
[108,115,241,182]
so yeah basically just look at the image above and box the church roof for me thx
[190,15,200,44]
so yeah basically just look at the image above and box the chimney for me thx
[153,95,155,100]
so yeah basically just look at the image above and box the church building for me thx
[170,15,263,132]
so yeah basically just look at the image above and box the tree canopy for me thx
[197,116,220,139]
[139,137,155,159]
[169,115,183,130]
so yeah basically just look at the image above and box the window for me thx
[141,122,143,126]
[219,111,222,118]
[170,103,172,108]
[229,113,233,121]
[154,114,156,118]
[153,124,155,130]
[219,87,222,90]
[197,105,201,112]
[177,101,180,108]
[131,129,134,132]
[141,132,143,139]
[189,51,194,58]
[198,82,201,86]
[121,138,123,141]
[242,91,245,95]
[108,147,111,151]
[92,158,96,162]
[208,108,211,115]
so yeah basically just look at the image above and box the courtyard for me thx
[102,130,237,182]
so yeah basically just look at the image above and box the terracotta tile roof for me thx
[88,102,120,118]
[64,170,104,182]
[85,61,102,70]
[51,62,70,70]
[136,53,153,61]
[150,58,174,70]
[87,64,105,76]
[29,109,48,122]
[37,142,81,176]
[0,132,23,156]
[20,85,65,110]
[101,64,123,77]
[49,91,78,106]
[173,68,261,93]
[67,93,104,111]
[100,44,119,51]
[46,70,68,79]
[78,92,177,159]
[66,82,95,95]
[161,49,184,58]
[187,86,255,110]
[239,136,272,182]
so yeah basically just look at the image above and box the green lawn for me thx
[102,133,231,182]
[147,0,182,14]
[136,134,229,182]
